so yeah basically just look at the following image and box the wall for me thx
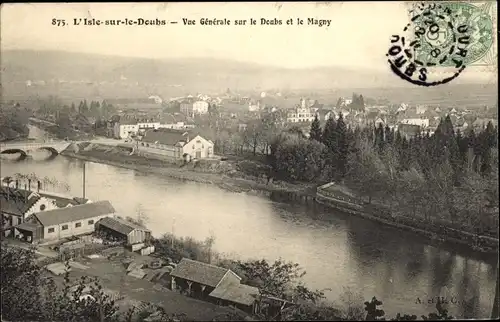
[116,124,139,139]
[25,197,59,218]
[137,143,182,159]
[182,135,214,159]
[127,229,151,245]
[43,214,114,241]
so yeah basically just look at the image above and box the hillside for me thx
[0,50,497,109]
[0,50,394,97]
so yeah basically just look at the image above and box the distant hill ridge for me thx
[0,50,496,108]
[0,49,399,89]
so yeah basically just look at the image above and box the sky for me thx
[0,2,497,75]
[1,2,414,69]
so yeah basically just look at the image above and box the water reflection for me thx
[0,155,497,319]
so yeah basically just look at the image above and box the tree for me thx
[309,115,322,142]
[321,117,337,149]
[375,123,385,154]
[335,113,349,179]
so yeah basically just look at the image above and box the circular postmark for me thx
[386,1,492,86]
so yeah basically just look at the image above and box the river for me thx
[0,126,497,319]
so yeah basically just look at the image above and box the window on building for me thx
[61,225,68,230]
[88,220,94,225]
[48,228,55,233]
[40,204,46,211]
[75,222,82,228]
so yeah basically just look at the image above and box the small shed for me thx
[15,222,43,243]
[95,216,151,245]
[209,283,259,314]
[170,258,241,299]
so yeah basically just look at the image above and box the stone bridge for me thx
[0,141,75,157]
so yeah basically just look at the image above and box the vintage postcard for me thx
[0,2,498,321]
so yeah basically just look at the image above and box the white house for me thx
[139,128,214,161]
[400,118,430,128]
[114,120,139,139]
[1,181,90,238]
[23,200,116,242]
[248,101,260,112]
[157,122,196,130]
[114,120,164,139]
[193,101,209,115]
[416,105,428,115]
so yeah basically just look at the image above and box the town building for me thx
[472,118,497,129]
[193,101,209,115]
[157,122,196,130]
[248,101,260,112]
[415,105,428,115]
[286,99,316,123]
[0,180,90,238]
[19,200,116,243]
[400,118,430,128]
[113,118,182,139]
[181,100,209,117]
[139,128,214,161]
[114,119,140,139]
[95,216,151,245]
[170,258,259,314]
[315,109,334,122]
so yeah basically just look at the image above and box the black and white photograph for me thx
[0,2,498,321]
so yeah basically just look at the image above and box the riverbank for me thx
[61,143,317,197]
[315,187,499,255]
[61,143,498,255]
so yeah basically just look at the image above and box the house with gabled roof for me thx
[21,200,115,242]
[1,180,90,238]
[139,128,214,161]
[169,258,259,314]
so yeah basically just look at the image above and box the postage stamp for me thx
[387,1,496,86]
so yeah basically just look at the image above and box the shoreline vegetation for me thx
[60,143,498,255]
[1,236,456,322]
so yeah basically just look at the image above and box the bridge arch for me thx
[37,146,59,155]
[0,149,28,160]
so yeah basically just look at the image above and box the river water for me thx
[1,126,497,318]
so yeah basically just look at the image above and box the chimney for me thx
[24,184,28,202]
[37,181,41,193]
[15,180,19,190]
[28,179,32,191]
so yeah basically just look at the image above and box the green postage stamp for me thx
[387,1,496,86]
[408,1,496,67]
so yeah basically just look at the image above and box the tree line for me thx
[0,103,31,142]
[268,113,499,239]
[35,97,116,139]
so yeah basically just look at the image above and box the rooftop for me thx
[209,283,259,306]
[170,258,241,288]
[142,128,192,146]
[0,186,39,216]
[33,200,115,227]
[96,216,150,235]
